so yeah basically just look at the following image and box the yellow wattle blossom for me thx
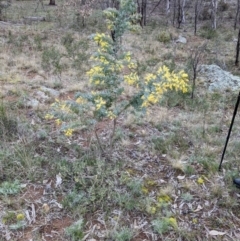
[147,206,156,214]
[93,33,105,43]
[168,217,178,229]
[64,128,74,137]
[76,96,86,104]
[45,114,54,120]
[128,62,137,69]
[16,213,25,221]
[106,20,114,30]
[55,119,62,126]
[99,56,109,65]
[142,66,189,107]
[146,180,157,186]
[147,94,158,104]
[93,33,110,51]
[60,103,71,112]
[145,73,157,83]
[107,111,116,120]
[141,186,149,194]
[192,218,198,224]
[87,66,104,77]
[94,80,101,85]
[157,194,172,204]
[197,177,204,185]
[124,52,131,62]
[124,72,139,85]
[116,63,124,71]
[95,97,106,110]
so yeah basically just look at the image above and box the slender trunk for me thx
[142,0,147,26]
[235,28,240,66]
[49,0,55,6]
[181,0,186,23]
[137,0,147,27]
[110,118,117,151]
[172,0,176,26]
[194,0,198,35]
[235,0,240,30]
[177,0,182,28]
[166,0,170,15]
[211,0,218,29]
[194,0,203,35]
[191,69,197,99]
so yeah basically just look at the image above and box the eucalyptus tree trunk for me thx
[49,0,55,5]
[172,0,176,26]
[211,0,218,29]
[137,0,147,27]
[234,0,240,30]
[166,0,170,15]
[194,0,203,35]
[177,0,185,28]
[181,0,186,23]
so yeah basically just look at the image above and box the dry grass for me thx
[1,1,240,241]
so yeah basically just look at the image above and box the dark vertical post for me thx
[219,91,240,171]
[235,29,240,66]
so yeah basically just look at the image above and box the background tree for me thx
[234,0,240,30]
[189,42,206,98]
[177,0,185,28]
[166,0,170,15]
[211,0,218,29]
[137,0,147,27]
[194,0,203,35]
[49,0,55,6]
[0,0,11,20]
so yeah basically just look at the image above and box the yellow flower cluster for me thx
[64,128,74,137]
[124,52,137,70]
[157,194,172,204]
[103,8,118,30]
[99,56,110,65]
[125,52,131,62]
[124,72,139,85]
[55,119,62,126]
[93,33,110,51]
[107,111,116,120]
[45,114,54,120]
[128,62,137,69]
[59,103,71,113]
[147,205,157,214]
[106,19,114,30]
[167,217,178,229]
[16,213,25,221]
[95,97,106,110]
[197,177,204,185]
[142,66,189,107]
[145,73,157,83]
[76,96,86,104]
[87,66,103,77]
[87,66,104,86]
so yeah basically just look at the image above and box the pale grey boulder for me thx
[198,64,240,91]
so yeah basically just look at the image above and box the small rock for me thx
[26,98,39,108]
[35,90,49,101]
[40,86,60,98]
[176,35,187,44]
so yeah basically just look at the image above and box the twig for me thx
[94,128,105,156]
